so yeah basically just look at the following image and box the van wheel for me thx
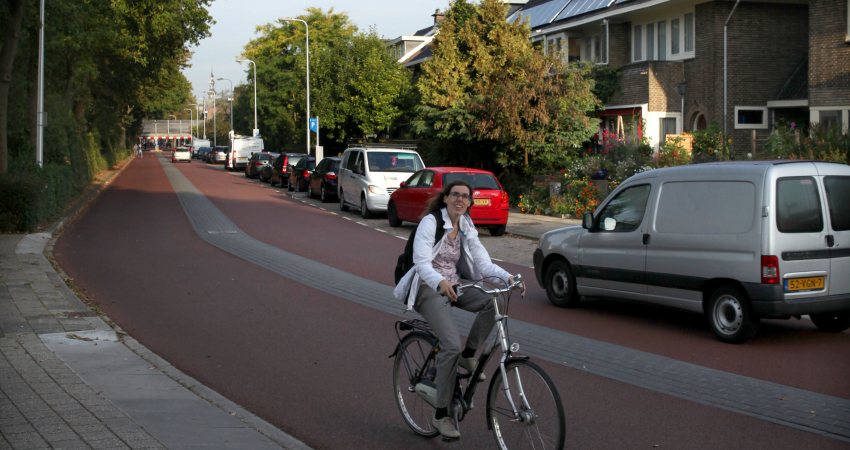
[388,202,402,227]
[810,311,850,332]
[360,196,373,219]
[707,287,759,344]
[544,260,579,308]
[339,190,349,211]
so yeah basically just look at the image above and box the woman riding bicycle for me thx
[393,180,524,440]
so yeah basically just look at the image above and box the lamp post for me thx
[282,18,311,157]
[217,77,234,142]
[236,58,258,136]
[184,108,192,144]
[188,103,198,137]
[36,0,45,167]
[167,114,176,148]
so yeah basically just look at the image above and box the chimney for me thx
[433,9,445,24]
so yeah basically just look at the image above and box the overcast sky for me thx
[183,0,449,100]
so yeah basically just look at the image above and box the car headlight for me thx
[367,185,385,195]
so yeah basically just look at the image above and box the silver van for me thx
[338,145,425,218]
[533,161,850,343]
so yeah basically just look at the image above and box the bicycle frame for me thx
[393,279,528,424]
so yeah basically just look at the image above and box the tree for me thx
[415,0,600,173]
[242,8,411,154]
[0,0,27,174]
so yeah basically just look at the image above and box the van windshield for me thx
[367,152,423,172]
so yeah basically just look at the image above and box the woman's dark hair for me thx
[421,179,473,219]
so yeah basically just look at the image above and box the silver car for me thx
[533,161,850,343]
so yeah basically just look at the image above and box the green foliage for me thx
[0,0,212,229]
[656,135,692,167]
[415,0,600,174]
[691,123,729,162]
[590,65,620,104]
[243,8,410,154]
[765,121,849,163]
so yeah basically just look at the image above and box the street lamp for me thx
[282,18,311,157]
[217,77,234,141]
[184,108,192,144]
[236,58,258,136]
[167,114,176,148]
[188,103,198,137]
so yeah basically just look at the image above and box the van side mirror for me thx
[582,212,595,230]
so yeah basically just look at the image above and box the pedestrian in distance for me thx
[393,179,525,440]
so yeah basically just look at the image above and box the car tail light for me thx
[761,255,779,284]
[500,190,509,206]
[303,170,310,177]
[326,172,337,180]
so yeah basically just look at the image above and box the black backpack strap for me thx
[432,210,445,244]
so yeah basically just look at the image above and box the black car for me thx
[245,152,278,179]
[288,156,316,192]
[195,147,212,161]
[268,153,308,188]
[309,156,342,202]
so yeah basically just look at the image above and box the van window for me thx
[367,152,424,172]
[776,177,823,233]
[596,184,651,232]
[824,176,850,231]
[656,181,755,234]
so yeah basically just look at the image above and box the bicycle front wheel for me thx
[392,332,439,437]
[487,359,565,449]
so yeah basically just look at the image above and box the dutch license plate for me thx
[473,198,490,206]
[785,276,825,292]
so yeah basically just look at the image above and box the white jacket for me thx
[393,208,511,310]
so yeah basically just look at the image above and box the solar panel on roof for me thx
[555,0,614,21]
[510,0,573,28]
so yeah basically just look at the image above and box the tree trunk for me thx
[0,0,27,175]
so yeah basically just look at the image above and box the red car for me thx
[387,167,509,236]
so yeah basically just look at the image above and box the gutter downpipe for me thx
[723,0,741,148]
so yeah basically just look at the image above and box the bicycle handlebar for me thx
[455,273,523,298]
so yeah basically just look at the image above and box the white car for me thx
[172,146,191,163]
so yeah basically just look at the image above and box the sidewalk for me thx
[0,233,309,450]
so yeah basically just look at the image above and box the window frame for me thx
[631,10,695,63]
[734,106,769,130]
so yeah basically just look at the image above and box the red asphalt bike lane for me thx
[179,156,850,401]
[53,154,848,449]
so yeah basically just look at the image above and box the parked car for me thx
[171,146,191,163]
[532,161,850,343]
[288,156,316,192]
[195,146,212,161]
[269,153,308,187]
[309,156,342,202]
[227,136,264,171]
[211,146,229,164]
[245,152,277,179]
[387,167,509,236]
[338,145,425,218]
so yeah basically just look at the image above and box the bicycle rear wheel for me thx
[392,332,439,437]
[487,359,565,449]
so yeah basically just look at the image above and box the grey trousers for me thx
[414,281,495,408]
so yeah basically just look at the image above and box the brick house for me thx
[515,0,850,156]
[394,0,849,157]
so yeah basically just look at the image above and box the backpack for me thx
[394,211,445,284]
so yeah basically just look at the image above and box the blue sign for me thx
[309,117,318,133]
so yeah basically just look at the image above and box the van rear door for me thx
[773,165,830,299]
[819,165,850,297]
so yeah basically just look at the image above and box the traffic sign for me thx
[309,117,318,133]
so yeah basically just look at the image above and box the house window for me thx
[735,107,768,129]
[660,117,678,144]
[545,33,566,61]
[633,25,643,61]
[646,23,655,60]
[658,20,667,60]
[819,110,842,129]
[671,19,680,55]
[684,13,694,52]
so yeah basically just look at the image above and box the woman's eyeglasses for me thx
[447,192,471,201]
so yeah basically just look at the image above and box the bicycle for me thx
[390,274,566,449]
